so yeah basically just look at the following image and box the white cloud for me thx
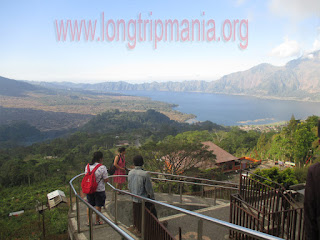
[269,0,320,19]
[311,39,320,51]
[306,54,314,59]
[270,37,301,58]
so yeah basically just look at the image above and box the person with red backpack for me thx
[82,151,108,225]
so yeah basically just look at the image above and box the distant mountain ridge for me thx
[88,50,319,101]
[4,50,320,101]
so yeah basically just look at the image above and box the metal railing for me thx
[241,170,298,207]
[69,171,285,240]
[69,173,135,240]
[231,172,304,240]
[132,201,175,240]
[148,170,239,204]
[148,171,239,188]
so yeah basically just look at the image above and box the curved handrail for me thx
[69,173,135,240]
[148,170,239,187]
[106,178,284,240]
[150,177,238,190]
[231,193,263,215]
[70,172,284,240]
[242,170,285,190]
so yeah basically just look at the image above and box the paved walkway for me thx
[161,203,230,240]
[68,191,231,240]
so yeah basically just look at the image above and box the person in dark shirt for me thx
[304,119,320,239]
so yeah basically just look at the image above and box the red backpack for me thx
[81,164,102,194]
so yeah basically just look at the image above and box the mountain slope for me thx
[209,51,320,100]
[0,76,53,96]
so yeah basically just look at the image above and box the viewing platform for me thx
[69,192,231,240]
[68,171,304,240]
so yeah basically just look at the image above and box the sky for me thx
[0,0,319,83]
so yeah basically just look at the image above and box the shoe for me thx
[95,220,105,225]
[133,228,141,238]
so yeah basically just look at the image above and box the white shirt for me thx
[84,163,108,192]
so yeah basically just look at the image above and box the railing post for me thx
[112,178,115,202]
[115,190,118,225]
[214,187,217,206]
[198,219,203,240]
[261,206,265,232]
[76,196,81,233]
[239,171,243,195]
[141,199,145,240]
[78,178,81,197]
[201,183,204,198]
[89,207,93,240]
[70,184,73,212]
[168,182,172,195]
[180,182,183,203]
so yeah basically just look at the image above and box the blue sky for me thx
[0,0,319,83]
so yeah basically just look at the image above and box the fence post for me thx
[168,182,172,195]
[180,182,183,203]
[214,187,217,206]
[239,171,243,195]
[201,183,204,198]
[70,185,73,212]
[111,178,115,201]
[261,207,265,232]
[76,196,81,233]
[141,199,146,240]
[41,204,45,240]
[89,207,93,240]
[115,190,118,224]
[198,219,203,240]
[78,178,81,198]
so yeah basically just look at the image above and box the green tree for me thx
[293,122,317,163]
[216,127,260,156]
[140,136,215,175]
[253,167,299,187]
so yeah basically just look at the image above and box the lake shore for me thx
[114,90,320,126]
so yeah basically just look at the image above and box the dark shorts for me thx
[87,191,106,207]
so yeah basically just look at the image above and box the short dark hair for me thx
[118,147,126,153]
[133,155,144,166]
[90,151,103,165]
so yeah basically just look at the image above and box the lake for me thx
[115,90,320,126]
